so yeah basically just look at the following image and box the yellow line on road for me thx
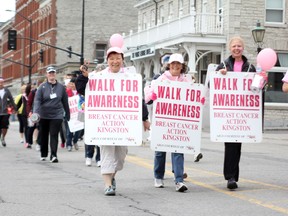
[126,155,288,215]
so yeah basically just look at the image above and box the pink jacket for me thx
[144,70,193,103]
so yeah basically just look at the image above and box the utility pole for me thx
[80,0,85,65]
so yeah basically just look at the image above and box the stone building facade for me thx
[123,0,288,129]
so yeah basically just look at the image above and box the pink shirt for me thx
[234,61,243,72]
[282,70,288,83]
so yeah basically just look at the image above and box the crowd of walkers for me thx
[2,35,284,197]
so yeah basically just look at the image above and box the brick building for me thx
[0,0,138,93]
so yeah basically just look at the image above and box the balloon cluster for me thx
[109,33,124,48]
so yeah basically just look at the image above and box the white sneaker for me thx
[40,157,46,161]
[67,146,72,151]
[175,182,188,192]
[96,161,101,167]
[74,143,79,150]
[154,179,164,188]
[35,144,40,151]
[86,158,92,166]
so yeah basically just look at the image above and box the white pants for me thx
[100,145,128,174]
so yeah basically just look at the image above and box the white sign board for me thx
[84,71,143,146]
[67,95,84,132]
[209,71,262,143]
[150,80,204,154]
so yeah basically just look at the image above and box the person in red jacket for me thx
[64,77,81,151]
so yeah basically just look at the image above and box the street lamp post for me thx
[80,0,85,65]
[252,20,266,132]
[6,10,33,83]
[252,21,265,54]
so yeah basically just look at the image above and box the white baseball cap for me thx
[168,53,184,64]
[46,66,57,73]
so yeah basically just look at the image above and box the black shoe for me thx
[1,139,6,147]
[227,178,238,189]
[194,153,203,162]
[50,157,58,163]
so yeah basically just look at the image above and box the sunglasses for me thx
[47,71,56,74]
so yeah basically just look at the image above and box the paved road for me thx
[0,121,287,216]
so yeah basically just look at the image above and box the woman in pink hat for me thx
[77,46,150,196]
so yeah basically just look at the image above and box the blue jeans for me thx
[154,151,184,183]
[64,120,80,147]
[85,145,100,162]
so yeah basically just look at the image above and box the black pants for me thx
[18,114,28,142]
[223,142,242,182]
[39,119,63,159]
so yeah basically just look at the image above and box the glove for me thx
[201,97,205,105]
[151,92,157,101]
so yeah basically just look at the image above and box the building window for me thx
[266,0,284,23]
[277,53,288,67]
[150,9,155,27]
[217,0,223,25]
[95,43,107,64]
[265,52,288,103]
[159,5,165,24]
[168,2,174,21]
[178,0,183,17]
[142,12,147,30]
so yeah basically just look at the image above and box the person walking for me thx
[216,36,256,190]
[65,77,80,151]
[33,66,70,163]
[75,64,102,167]
[0,78,17,147]
[15,84,28,144]
[78,46,150,195]
[144,53,192,192]
[26,79,45,151]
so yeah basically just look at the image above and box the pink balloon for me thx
[257,48,277,71]
[109,33,124,48]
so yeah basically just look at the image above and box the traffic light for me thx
[8,30,17,50]
[39,49,44,63]
[67,46,72,58]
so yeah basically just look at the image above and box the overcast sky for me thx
[0,0,16,22]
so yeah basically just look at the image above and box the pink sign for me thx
[209,71,262,142]
[67,95,84,132]
[84,71,143,146]
[150,80,204,154]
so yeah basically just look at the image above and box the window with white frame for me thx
[95,43,107,64]
[142,12,147,30]
[266,0,284,23]
[150,9,155,27]
[168,1,174,20]
[217,0,223,26]
[159,5,165,24]
[178,0,183,17]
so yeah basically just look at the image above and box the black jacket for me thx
[75,74,89,96]
[142,100,149,121]
[216,55,256,72]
